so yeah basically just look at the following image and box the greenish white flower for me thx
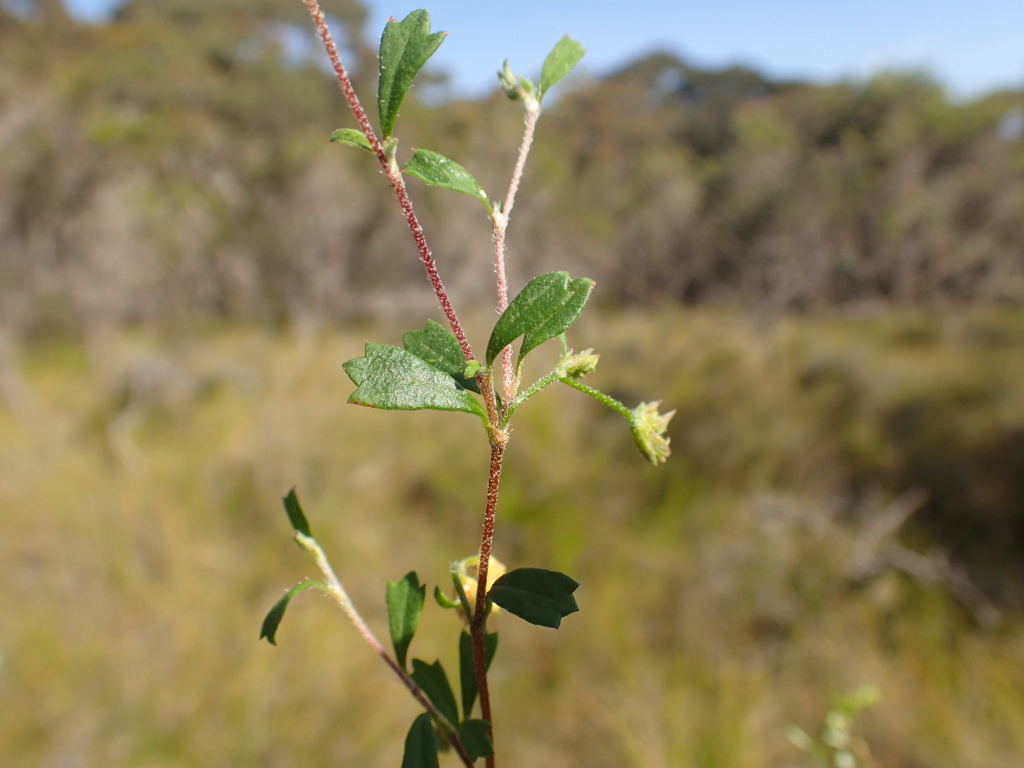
[556,349,599,379]
[628,401,675,464]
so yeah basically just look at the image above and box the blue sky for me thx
[65,0,1024,98]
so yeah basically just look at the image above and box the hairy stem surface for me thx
[492,106,542,402]
[303,0,473,362]
[471,441,506,768]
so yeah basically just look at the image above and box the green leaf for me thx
[378,10,446,139]
[434,585,460,610]
[404,149,489,210]
[259,581,323,645]
[459,719,494,761]
[386,572,426,671]
[282,487,312,538]
[343,343,486,422]
[410,659,460,729]
[485,271,595,367]
[402,320,479,393]
[401,713,440,768]
[488,568,579,629]
[538,36,586,100]
[459,630,498,719]
[328,128,373,152]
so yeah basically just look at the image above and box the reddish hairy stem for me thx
[303,0,474,362]
[471,441,506,768]
[493,106,542,401]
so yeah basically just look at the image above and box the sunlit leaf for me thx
[404,149,489,210]
[485,271,595,367]
[344,343,486,421]
[378,10,446,139]
[328,128,373,152]
[402,320,479,393]
[538,36,586,100]
[386,572,426,671]
[488,567,579,628]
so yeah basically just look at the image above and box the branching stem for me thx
[492,105,542,403]
[303,0,474,363]
[299,8,556,767]
[295,533,475,767]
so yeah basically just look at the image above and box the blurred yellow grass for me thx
[2,307,1024,766]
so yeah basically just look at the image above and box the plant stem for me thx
[302,0,474,363]
[470,441,506,768]
[560,377,632,417]
[492,105,542,402]
[296,533,475,768]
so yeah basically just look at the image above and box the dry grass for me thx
[2,307,1024,767]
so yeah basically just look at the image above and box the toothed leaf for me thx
[344,343,486,421]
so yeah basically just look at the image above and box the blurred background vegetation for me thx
[2,1,1024,766]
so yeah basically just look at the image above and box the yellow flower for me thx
[457,554,507,615]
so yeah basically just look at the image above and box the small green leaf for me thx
[459,719,494,761]
[282,487,312,538]
[459,630,498,719]
[463,360,481,379]
[450,563,474,619]
[434,585,460,610]
[378,10,446,139]
[328,128,373,152]
[386,572,426,671]
[538,36,586,100]
[498,59,519,100]
[259,581,323,645]
[488,568,579,629]
[410,659,460,729]
[402,320,479,393]
[404,149,489,210]
[344,343,486,421]
[486,271,595,367]
[401,712,440,768]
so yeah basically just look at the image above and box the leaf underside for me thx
[343,343,486,421]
